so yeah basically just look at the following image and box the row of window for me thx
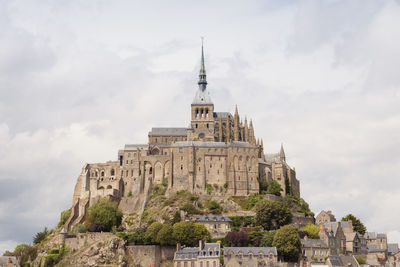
[177,260,217,267]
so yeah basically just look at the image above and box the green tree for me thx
[272,225,301,262]
[172,211,182,224]
[245,194,262,210]
[255,200,292,230]
[266,181,283,196]
[86,198,123,231]
[5,244,37,266]
[146,222,164,244]
[300,222,320,239]
[33,227,49,245]
[157,225,175,245]
[342,214,367,235]
[127,228,148,245]
[57,209,71,228]
[248,227,264,246]
[260,230,276,247]
[172,221,210,246]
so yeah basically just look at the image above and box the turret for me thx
[233,105,240,141]
[244,117,249,142]
[280,143,286,162]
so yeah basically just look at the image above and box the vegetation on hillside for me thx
[255,199,293,230]
[300,222,320,239]
[85,198,123,232]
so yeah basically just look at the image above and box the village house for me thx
[301,238,330,262]
[366,244,387,265]
[319,222,346,255]
[224,247,278,267]
[194,216,231,239]
[316,211,336,225]
[364,232,388,251]
[173,241,220,267]
[344,232,367,255]
[388,243,399,263]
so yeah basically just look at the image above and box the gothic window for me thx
[101,171,105,177]
[111,169,115,176]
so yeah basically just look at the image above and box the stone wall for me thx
[125,245,175,267]
[65,232,115,251]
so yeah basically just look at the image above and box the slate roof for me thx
[192,88,213,105]
[344,232,357,242]
[328,255,359,267]
[175,243,220,260]
[213,112,231,119]
[148,127,188,136]
[224,247,277,256]
[195,216,232,223]
[388,243,399,255]
[301,239,329,249]
[367,244,387,253]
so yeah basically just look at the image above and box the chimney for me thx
[320,224,325,233]
[176,243,181,251]
[199,240,204,251]
[327,210,332,214]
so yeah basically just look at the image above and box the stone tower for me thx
[190,41,215,141]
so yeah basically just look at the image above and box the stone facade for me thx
[316,211,336,226]
[194,216,231,239]
[301,238,330,262]
[65,45,300,231]
[224,247,278,266]
[173,241,220,267]
[319,222,346,255]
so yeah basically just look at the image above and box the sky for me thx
[0,0,399,254]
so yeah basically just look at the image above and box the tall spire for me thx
[280,143,286,162]
[198,37,207,90]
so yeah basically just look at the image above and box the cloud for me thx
[1,0,400,254]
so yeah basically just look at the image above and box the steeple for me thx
[198,37,207,90]
[280,143,286,162]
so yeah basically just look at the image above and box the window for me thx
[101,171,105,177]
[215,148,217,152]
[181,156,184,161]
[126,160,129,164]
[181,165,183,170]
[131,160,133,164]
[131,170,133,176]
[111,169,115,176]
[178,263,181,267]
[196,124,198,128]
[179,147,183,152]
[206,123,209,128]
[126,170,128,176]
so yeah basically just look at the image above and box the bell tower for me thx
[190,39,214,141]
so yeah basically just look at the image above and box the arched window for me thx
[107,185,112,189]
[101,171,105,177]
[111,169,115,176]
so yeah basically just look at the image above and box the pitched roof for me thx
[388,243,399,255]
[224,247,277,256]
[148,127,188,136]
[344,232,357,242]
[175,243,220,260]
[195,216,232,222]
[213,112,231,119]
[367,244,387,253]
[301,239,329,249]
[328,255,359,267]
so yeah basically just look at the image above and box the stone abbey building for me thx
[65,44,300,230]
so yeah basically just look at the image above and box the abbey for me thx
[65,44,300,231]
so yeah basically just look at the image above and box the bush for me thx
[225,231,249,247]
[261,230,276,247]
[116,228,149,245]
[33,227,49,245]
[146,222,164,244]
[245,194,262,210]
[86,198,123,232]
[300,222,320,239]
[248,227,264,246]
[57,209,71,228]
[228,216,255,230]
[157,225,175,245]
[206,184,213,194]
[71,224,88,234]
[44,246,68,267]
[172,211,182,224]
[162,178,168,187]
[355,256,366,264]
[128,191,133,197]
[206,200,222,215]
[266,180,283,196]
[180,203,201,215]
[172,221,210,246]
[255,200,292,230]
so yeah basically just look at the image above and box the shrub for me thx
[206,184,213,194]
[172,211,182,224]
[146,222,164,244]
[172,221,210,246]
[128,191,133,197]
[86,198,123,232]
[245,194,262,210]
[33,227,49,245]
[206,200,222,215]
[44,246,68,267]
[266,180,283,196]
[180,203,201,215]
[162,178,168,187]
[300,222,320,239]
[255,200,292,230]
[57,209,71,228]
[225,231,249,247]
[261,230,276,247]
[71,223,88,234]
[157,225,175,245]
[273,225,301,262]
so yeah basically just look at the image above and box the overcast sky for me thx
[1,0,400,254]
